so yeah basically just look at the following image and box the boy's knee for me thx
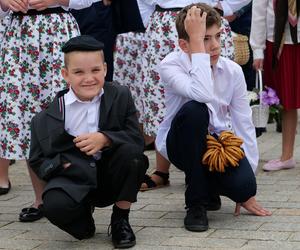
[43,189,75,223]
[179,101,209,125]
[231,175,257,203]
[127,154,149,176]
[117,144,144,161]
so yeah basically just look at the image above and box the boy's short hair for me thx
[176,3,221,41]
[62,35,105,67]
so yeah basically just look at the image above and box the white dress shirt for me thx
[142,0,251,16]
[155,51,258,172]
[64,88,103,159]
[250,0,300,60]
[137,0,155,27]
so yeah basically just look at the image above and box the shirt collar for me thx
[64,87,104,106]
[212,56,224,71]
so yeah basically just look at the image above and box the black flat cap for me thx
[62,35,105,53]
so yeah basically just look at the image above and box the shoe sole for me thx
[113,240,136,249]
[139,183,170,192]
[184,224,208,232]
[263,166,295,171]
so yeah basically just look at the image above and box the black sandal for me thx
[140,171,170,191]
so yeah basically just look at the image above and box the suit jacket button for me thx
[89,162,96,168]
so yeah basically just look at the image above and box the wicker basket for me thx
[232,32,250,66]
[251,104,269,128]
[251,70,269,127]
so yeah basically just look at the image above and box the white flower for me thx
[247,91,258,104]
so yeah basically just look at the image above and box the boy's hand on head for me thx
[184,6,207,53]
[2,0,28,13]
[185,6,207,41]
[28,0,57,10]
[73,132,111,156]
[234,196,272,216]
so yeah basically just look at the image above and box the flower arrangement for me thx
[247,86,282,112]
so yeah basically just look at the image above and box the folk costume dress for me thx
[0,1,98,159]
[250,0,300,109]
[113,0,153,123]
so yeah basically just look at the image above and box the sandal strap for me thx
[143,174,158,189]
[152,171,169,185]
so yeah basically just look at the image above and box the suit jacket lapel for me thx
[99,82,117,129]
[45,89,75,152]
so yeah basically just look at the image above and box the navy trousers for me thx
[166,101,257,208]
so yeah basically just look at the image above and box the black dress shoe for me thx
[0,181,11,195]
[184,206,208,232]
[110,218,136,248]
[19,205,44,222]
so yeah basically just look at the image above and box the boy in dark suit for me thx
[29,35,148,248]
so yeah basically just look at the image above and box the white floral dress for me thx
[113,32,145,124]
[0,13,80,159]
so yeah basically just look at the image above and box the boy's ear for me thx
[178,39,190,53]
[61,67,68,81]
[103,62,107,77]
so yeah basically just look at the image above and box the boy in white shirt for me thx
[155,3,271,232]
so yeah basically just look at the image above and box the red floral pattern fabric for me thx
[0,13,80,159]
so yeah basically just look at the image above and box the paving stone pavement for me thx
[1,123,300,250]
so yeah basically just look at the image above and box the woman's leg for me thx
[0,158,10,188]
[26,163,46,208]
[281,109,298,161]
[140,149,171,190]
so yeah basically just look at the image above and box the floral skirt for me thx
[264,41,300,109]
[0,13,80,160]
[141,10,234,136]
[113,32,145,123]
[0,16,11,44]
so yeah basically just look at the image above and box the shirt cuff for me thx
[220,2,233,16]
[253,49,264,60]
[68,0,99,10]
[191,53,210,68]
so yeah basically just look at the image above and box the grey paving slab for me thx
[1,124,300,249]
[209,229,291,241]
[241,240,300,250]
[162,237,247,248]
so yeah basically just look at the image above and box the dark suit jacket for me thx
[111,0,145,34]
[29,82,144,203]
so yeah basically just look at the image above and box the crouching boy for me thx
[29,35,148,248]
[155,4,271,232]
